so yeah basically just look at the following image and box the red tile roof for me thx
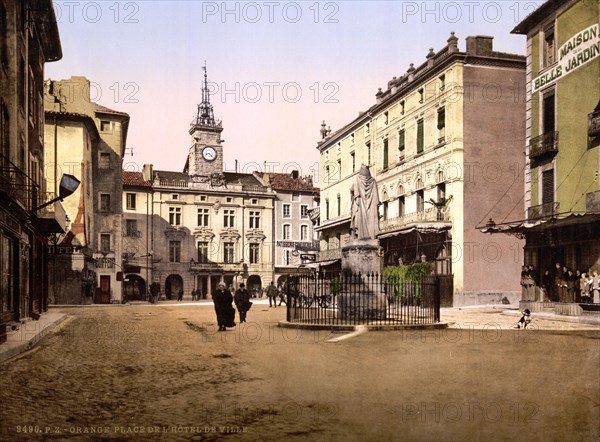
[256,172,319,192]
[123,171,151,187]
[94,103,130,117]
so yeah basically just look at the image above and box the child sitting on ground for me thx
[515,309,532,329]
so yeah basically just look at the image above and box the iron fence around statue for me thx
[285,272,441,326]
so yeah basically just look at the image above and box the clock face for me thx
[202,147,217,162]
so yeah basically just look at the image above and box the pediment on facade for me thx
[193,228,216,241]
[164,227,186,240]
[220,228,241,241]
[245,229,266,242]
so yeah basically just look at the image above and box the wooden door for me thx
[100,276,110,304]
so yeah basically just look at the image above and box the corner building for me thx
[317,34,527,306]
[509,0,600,284]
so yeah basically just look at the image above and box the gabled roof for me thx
[255,172,319,193]
[123,171,151,188]
[94,103,130,118]
[45,110,100,139]
[222,172,264,187]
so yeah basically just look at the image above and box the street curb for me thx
[0,313,68,364]
[501,309,600,326]
[278,321,449,332]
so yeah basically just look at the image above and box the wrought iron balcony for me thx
[529,131,559,159]
[380,207,447,232]
[527,202,559,220]
[0,154,39,211]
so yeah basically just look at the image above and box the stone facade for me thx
[0,0,62,334]
[317,33,527,306]
[44,76,130,304]
[254,171,319,286]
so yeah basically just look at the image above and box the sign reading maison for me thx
[533,24,600,94]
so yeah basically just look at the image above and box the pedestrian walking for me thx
[266,281,278,308]
[234,283,252,323]
[277,283,286,306]
[212,282,236,331]
[177,288,184,302]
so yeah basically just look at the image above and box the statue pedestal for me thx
[338,239,387,321]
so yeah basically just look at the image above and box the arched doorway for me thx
[247,274,262,298]
[165,274,183,300]
[123,275,146,302]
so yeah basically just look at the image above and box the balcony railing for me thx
[158,179,189,188]
[380,207,446,232]
[242,185,268,193]
[0,154,40,211]
[530,131,559,159]
[527,202,559,220]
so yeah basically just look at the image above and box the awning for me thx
[480,212,600,234]
[378,223,451,239]
[299,259,341,269]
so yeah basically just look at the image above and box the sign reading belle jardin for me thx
[533,24,600,94]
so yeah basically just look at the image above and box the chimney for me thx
[291,170,299,180]
[142,164,153,182]
[466,36,494,55]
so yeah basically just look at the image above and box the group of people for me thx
[211,281,287,330]
[521,263,600,303]
[211,282,253,331]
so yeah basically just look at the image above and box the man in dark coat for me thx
[234,283,251,323]
[212,282,236,331]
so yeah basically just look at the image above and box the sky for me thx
[46,0,545,184]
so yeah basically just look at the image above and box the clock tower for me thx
[187,65,224,177]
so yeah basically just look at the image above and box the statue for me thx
[350,165,380,240]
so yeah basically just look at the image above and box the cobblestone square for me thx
[1,303,598,441]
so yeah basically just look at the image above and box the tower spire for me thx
[193,62,216,127]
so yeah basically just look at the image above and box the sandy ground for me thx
[0,302,598,442]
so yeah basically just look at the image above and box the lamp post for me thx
[32,174,80,212]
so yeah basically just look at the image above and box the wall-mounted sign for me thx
[533,24,599,94]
